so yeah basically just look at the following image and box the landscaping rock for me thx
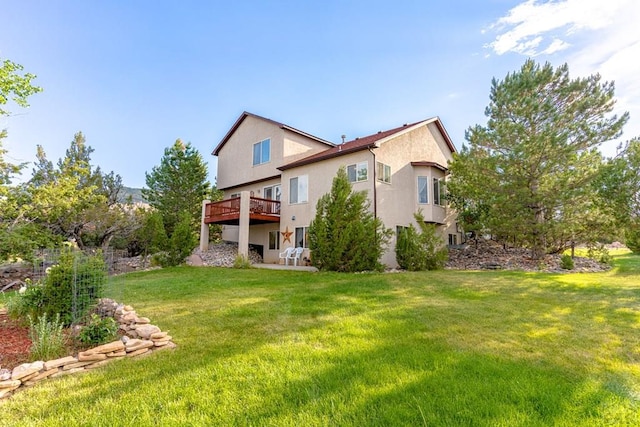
[44,356,77,370]
[195,242,262,267]
[134,324,161,339]
[12,361,44,381]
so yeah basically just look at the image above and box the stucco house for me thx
[199,111,461,268]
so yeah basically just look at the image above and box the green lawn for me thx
[2,252,639,426]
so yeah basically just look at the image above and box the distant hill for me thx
[120,187,147,204]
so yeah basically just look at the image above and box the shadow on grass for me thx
[5,265,639,425]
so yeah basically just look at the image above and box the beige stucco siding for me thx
[216,116,331,190]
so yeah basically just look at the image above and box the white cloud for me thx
[486,0,623,56]
[486,0,640,155]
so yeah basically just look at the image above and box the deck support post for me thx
[238,191,250,259]
[200,199,211,252]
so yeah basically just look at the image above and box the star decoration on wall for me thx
[281,226,293,244]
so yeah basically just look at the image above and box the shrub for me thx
[395,211,448,271]
[309,167,392,272]
[6,282,45,322]
[28,313,67,361]
[560,254,575,270]
[587,243,613,266]
[626,225,640,254]
[39,249,107,325]
[233,254,252,269]
[161,212,196,267]
[78,313,118,346]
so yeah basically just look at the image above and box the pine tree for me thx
[447,60,628,257]
[142,139,209,236]
[309,166,391,272]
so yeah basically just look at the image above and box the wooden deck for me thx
[204,197,280,225]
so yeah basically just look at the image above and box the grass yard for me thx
[1,252,639,426]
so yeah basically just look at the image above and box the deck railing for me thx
[204,197,281,223]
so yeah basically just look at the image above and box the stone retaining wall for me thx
[0,299,175,399]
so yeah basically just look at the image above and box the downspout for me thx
[368,147,377,219]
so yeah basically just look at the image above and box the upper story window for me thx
[376,162,391,184]
[263,184,281,201]
[433,178,444,206]
[289,175,308,204]
[347,161,368,183]
[418,176,428,204]
[253,138,271,166]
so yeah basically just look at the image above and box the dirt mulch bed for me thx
[0,309,31,371]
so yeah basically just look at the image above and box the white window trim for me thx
[252,138,271,166]
[289,175,308,204]
[417,176,429,204]
[295,226,309,249]
[268,230,280,250]
[347,161,368,183]
[376,162,391,184]
[263,184,281,201]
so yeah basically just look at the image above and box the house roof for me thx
[278,117,456,171]
[212,111,335,156]
[410,161,449,172]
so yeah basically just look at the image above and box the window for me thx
[433,178,444,206]
[376,162,391,183]
[347,161,368,182]
[263,184,281,201]
[448,234,458,246]
[289,175,308,204]
[295,226,309,248]
[252,138,270,166]
[418,176,428,204]
[269,230,280,250]
[229,192,240,199]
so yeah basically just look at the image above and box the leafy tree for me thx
[0,57,42,116]
[0,58,42,259]
[28,133,106,247]
[309,166,391,272]
[447,60,628,258]
[396,211,448,271]
[143,139,210,236]
[19,132,134,251]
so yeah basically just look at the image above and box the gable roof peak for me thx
[212,111,334,156]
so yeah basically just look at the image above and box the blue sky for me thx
[2,0,639,188]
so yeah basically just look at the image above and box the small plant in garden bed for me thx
[77,313,118,346]
[28,313,67,361]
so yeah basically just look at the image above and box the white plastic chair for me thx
[279,247,294,264]
[287,247,304,266]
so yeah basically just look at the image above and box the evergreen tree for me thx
[396,211,448,271]
[447,60,628,257]
[309,166,391,272]
[142,139,209,236]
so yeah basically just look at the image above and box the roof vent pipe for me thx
[341,134,346,143]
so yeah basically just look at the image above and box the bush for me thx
[28,313,67,361]
[6,281,46,322]
[78,313,118,346]
[395,211,448,271]
[587,243,613,266]
[626,225,640,254]
[560,254,574,270]
[233,254,252,269]
[309,167,391,272]
[161,213,196,267]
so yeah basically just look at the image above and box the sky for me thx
[1,0,639,188]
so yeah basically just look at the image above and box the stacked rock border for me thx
[0,298,175,399]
